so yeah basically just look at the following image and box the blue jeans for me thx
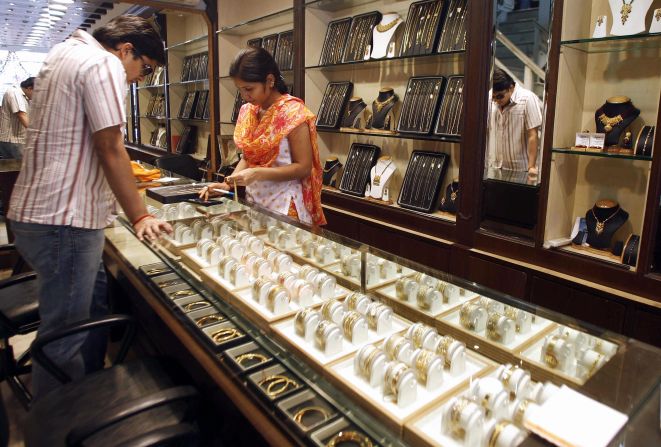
[11,221,108,399]
[0,141,22,159]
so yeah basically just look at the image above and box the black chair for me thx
[155,154,202,181]
[25,315,199,447]
[0,244,39,409]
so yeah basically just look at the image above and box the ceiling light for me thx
[52,0,74,3]
[47,10,66,16]
[49,4,68,11]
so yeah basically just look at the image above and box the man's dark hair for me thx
[229,47,288,94]
[493,68,515,92]
[20,77,35,89]
[93,15,165,65]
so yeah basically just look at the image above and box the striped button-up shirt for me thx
[0,86,29,144]
[488,84,543,171]
[9,30,127,229]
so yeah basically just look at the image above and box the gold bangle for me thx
[299,265,316,280]
[195,314,225,327]
[229,263,239,284]
[320,300,339,321]
[326,430,373,447]
[449,397,471,437]
[459,303,477,330]
[346,292,364,310]
[415,349,435,384]
[183,301,210,312]
[384,334,406,360]
[366,302,387,329]
[236,352,268,367]
[315,320,334,351]
[258,375,298,397]
[488,421,509,447]
[252,278,269,297]
[211,327,243,343]
[505,307,521,332]
[416,285,431,309]
[361,346,382,378]
[544,338,559,368]
[436,335,454,365]
[395,278,408,300]
[513,399,530,425]
[278,272,294,286]
[253,258,268,277]
[294,308,314,336]
[169,289,197,299]
[267,285,288,309]
[145,267,169,275]
[342,311,362,340]
[292,406,329,427]
[158,279,184,288]
[487,313,502,341]
[386,362,409,396]
[411,323,429,348]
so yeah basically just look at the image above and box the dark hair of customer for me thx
[93,15,166,65]
[493,67,515,92]
[20,77,35,89]
[229,47,288,94]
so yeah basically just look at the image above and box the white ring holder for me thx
[252,280,275,306]
[354,345,387,387]
[542,335,576,374]
[291,279,315,307]
[295,310,320,343]
[208,246,223,265]
[406,324,440,351]
[370,305,393,334]
[441,397,485,447]
[483,420,528,447]
[266,287,290,314]
[343,313,368,344]
[416,286,443,313]
[377,259,396,279]
[469,377,509,420]
[316,275,337,301]
[396,277,419,302]
[314,244,335,265]
[383,362,417,406]
[341,255,361,278]
[347,292,371,314]
[496,364,531,398]
[411,349,444,389]
[383,333,414,365]
[315,322,343,356]
[230,265,249,287]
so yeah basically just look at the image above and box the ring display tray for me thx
[316,82,353,129]
[434,76,464,137]
[338,143,380,196]
[397,151,450,213]
[397,76,447,135]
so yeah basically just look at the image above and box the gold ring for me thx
[544,338,559,368]
[294,308,314,336]
[386,362,409,396]
[183,301,211,312]
[315,320,334,351]
[236,352,268,367]
[292,406,329,426]
[195,314,225,327]
[415,349,435,384]
[488,421,509,447]
[267,284,287,309]
[211,328,242,343]
[326,430,373,447]
[449,397,471,437]
[513,399,530,425]
[459,303,477,330]
[258,375,298,397]
[487,313,502,341]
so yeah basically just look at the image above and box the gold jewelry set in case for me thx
[142,196,623,447]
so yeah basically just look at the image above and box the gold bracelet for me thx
[212,327,242,343]
[395,278,408,300]
[229,263,239,284]
[267,284,287,309]
[258,375,298,397]
[411,323,429,348]
[253,258,268,277]
[415,349,435,384]
[235,352,268,367]
[449,397,471,436]
[513,399,530,425]
[459,303,477,330]
[315,320,335,351]
[505,307,521,332]
[299,264,317,280]
[487,313,502,341]
[320,300,339,321]
[252,278,269,297]
[488,421,509,447]
[386,362,409,396]
[195,314,225,327]
[294,308,314,336]
[544,338,559,368]
[365,302,387,329]
[292,406,329,426]
[169,289,196,299]
[345,292,364,310]
[416,285,432,310]
[183,301,210,312]
[384,334,406,360]
[342,311,362,340]
[158,279,183,288]
[326,430,373,447]
[436,335,454,365]
[361,346,382,378]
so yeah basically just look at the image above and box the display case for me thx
[104,179,661,447]
[542,2,661,271]
[305,0,465,237]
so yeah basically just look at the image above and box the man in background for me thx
[0,77,34,159]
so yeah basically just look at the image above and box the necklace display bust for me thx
[341,97,367,129]
[322,156,342,187]
[609,0,653,36]
[585,199,629,250]
[439,180,460,214]
[368,88,398,131]
[594,96,640,147]
[371,13,403,59]
[369,155,396,200]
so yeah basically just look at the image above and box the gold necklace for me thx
[450,183,458,202]
[621,0,634,25]
[374,94,396,112]
[591,207,620,235]
[373,160,393,186]
[323,161,340,173]
[376,17,400,33]
[598,113,623,132]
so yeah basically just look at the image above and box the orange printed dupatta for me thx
[234,94,326,226]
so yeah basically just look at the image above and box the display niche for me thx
[306,0,466,226]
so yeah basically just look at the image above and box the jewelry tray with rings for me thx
[397,150,450,213]
[316,81,354,129]
[338,143,381,197]
[321,252,415,291]
[224,341,274,374]
[397,76,447,135]
[276,389,339,434]
[248,363,304,403]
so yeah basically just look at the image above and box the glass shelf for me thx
[137,84,165,90]
[306,51,464,72]
[552,147,652,161]
[305,0,380,12]
[168,80,209,87]
[174,118,210,124]
[166,35,208,51]
[217,8,293,36]
[555,245,633,271]
[318,127,461,144]
[561,33,661,53]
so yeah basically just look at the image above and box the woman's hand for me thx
[225,167,263,186]
[199,182,230,201]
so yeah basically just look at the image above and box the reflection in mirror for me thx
[481,0,553,239]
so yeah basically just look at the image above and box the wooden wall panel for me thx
[465,256,528,299]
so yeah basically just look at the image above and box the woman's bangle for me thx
[132,213,155,226]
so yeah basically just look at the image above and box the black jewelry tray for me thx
[338,143,381,197]
[397,76,447,135]
[397,150,449,213]
[316,81,353,129]
[434,75,464,137]
[146,183,213,204]
[319,17,352,66]
[342,11,382,63]
[399,0,445,57]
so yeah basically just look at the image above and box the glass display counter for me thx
[104,187,661,447]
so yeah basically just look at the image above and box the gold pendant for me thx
[373,175,381,186]
[620,4,632,25]
[595,221,605,235]
[451,192,457,201]
[440,197,446,206]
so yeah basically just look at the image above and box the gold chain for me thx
[376,17,400,33]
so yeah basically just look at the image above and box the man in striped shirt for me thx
[488,68,543,175]
[0,77,34,159]
[8,16,171,398]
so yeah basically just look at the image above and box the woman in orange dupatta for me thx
[202,47,326,226]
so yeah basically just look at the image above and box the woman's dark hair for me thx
[93,15,166,65]
[493,68,515,92]
[229,47,288,94]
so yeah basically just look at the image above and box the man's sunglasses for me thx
[492,93,507,101]
[132,48,154,77]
